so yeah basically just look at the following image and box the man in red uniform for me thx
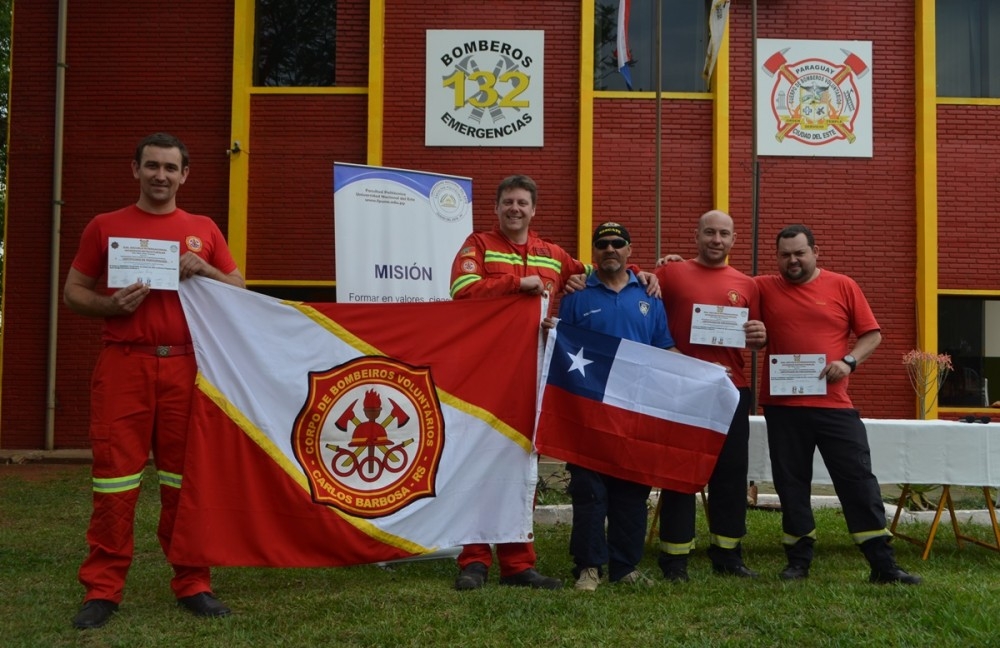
[757,224,920,584]
[64,133,246,630]
[653,210,766,581]
[447,174,571,590]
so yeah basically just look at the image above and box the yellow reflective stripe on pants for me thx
[781,529,817,546]
[157,470,183,490]
[659,540,696,555]
[92,471,143,494]
[852,528,891,545]
[710,533,742,550]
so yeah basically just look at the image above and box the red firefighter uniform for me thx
[448,225,586,576]
[449,226,588,304]
[71,204,239,604]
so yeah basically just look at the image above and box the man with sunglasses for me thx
[555,222,676,591]
[448,176,658,592]
[652,210,766,582]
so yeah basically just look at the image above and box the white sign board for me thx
[426,30,544,147]
[756,39,873,157]
[333,163,472,303]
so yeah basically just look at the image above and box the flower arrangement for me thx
[901,349,954,510]
[902,349,954,420]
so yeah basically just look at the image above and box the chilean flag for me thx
[535,321,739,493]
[617,0,633,89]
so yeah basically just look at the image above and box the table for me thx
[747,416,1000,559]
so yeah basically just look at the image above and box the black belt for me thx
[105,343,195,357]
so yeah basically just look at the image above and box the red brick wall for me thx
[8,0,990,448]
[380,1,583,258]
[937,105,1000,290]
[592,99,715,271]
[3,2,234,448]
[717,0,919,418]
[246,95,367,280]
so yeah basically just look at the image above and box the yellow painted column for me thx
[915,0,939,417]
[227,0,254,271]
[577,0,596,263]
[367,0,385,166]
[712,24,730,212]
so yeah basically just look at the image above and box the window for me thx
[594,0,710,92]
[938,296,1000,407]
[936,0,1000,98]
[254,0,337,87]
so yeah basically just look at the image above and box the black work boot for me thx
[708,544,758,578]
[860,537,922,585]
[779,536,814,580]
[454,562,488,590]
[658,552,690,582]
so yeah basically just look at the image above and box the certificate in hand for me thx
[689,303,748,348]
[107,237,180,290]
[769,353,827,396]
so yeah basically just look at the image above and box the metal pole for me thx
[654,0,663,260]
[750,0,760,411]
[45,0,69,450]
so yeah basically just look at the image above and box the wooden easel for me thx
[889,484,1000,560]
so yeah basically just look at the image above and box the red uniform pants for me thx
[457,542,537,577]
[78,345,212,603]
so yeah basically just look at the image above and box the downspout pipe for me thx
[45,0,68,450]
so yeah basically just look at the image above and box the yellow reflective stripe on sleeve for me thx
[852,528,891,545]
[450,274,481,297]
[525,255,562,273]
[709,533,742,550]
[92,471,144,494]
[658,539,696,555]
[157,470,183,490]
[483,250,522,265]
[583,264,594,276]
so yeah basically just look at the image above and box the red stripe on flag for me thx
[535,385,726,494]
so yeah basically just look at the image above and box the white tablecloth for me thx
[747,416,1000,486]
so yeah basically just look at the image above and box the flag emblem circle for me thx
[292,357,445,518]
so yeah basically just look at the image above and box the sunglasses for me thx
[594,238,629,250]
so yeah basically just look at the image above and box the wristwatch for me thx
[842,355,857,373]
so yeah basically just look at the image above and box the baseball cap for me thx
[592,222,631,244]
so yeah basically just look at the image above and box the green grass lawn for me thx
[2,463,999,647]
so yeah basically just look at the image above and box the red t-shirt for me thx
[70,204,238,344]
[756,269,879,408]
[654,260,759,388]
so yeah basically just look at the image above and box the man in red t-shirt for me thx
[65,133,246,630]
[756,224,920,585]
[653,210,766,581]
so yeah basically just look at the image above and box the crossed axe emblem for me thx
[762,48,868,144]
[324,396,414,483]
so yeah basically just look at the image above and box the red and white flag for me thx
[169,277,543,567]
[535,320,739,493]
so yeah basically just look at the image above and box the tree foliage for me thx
[0,0,10,238]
